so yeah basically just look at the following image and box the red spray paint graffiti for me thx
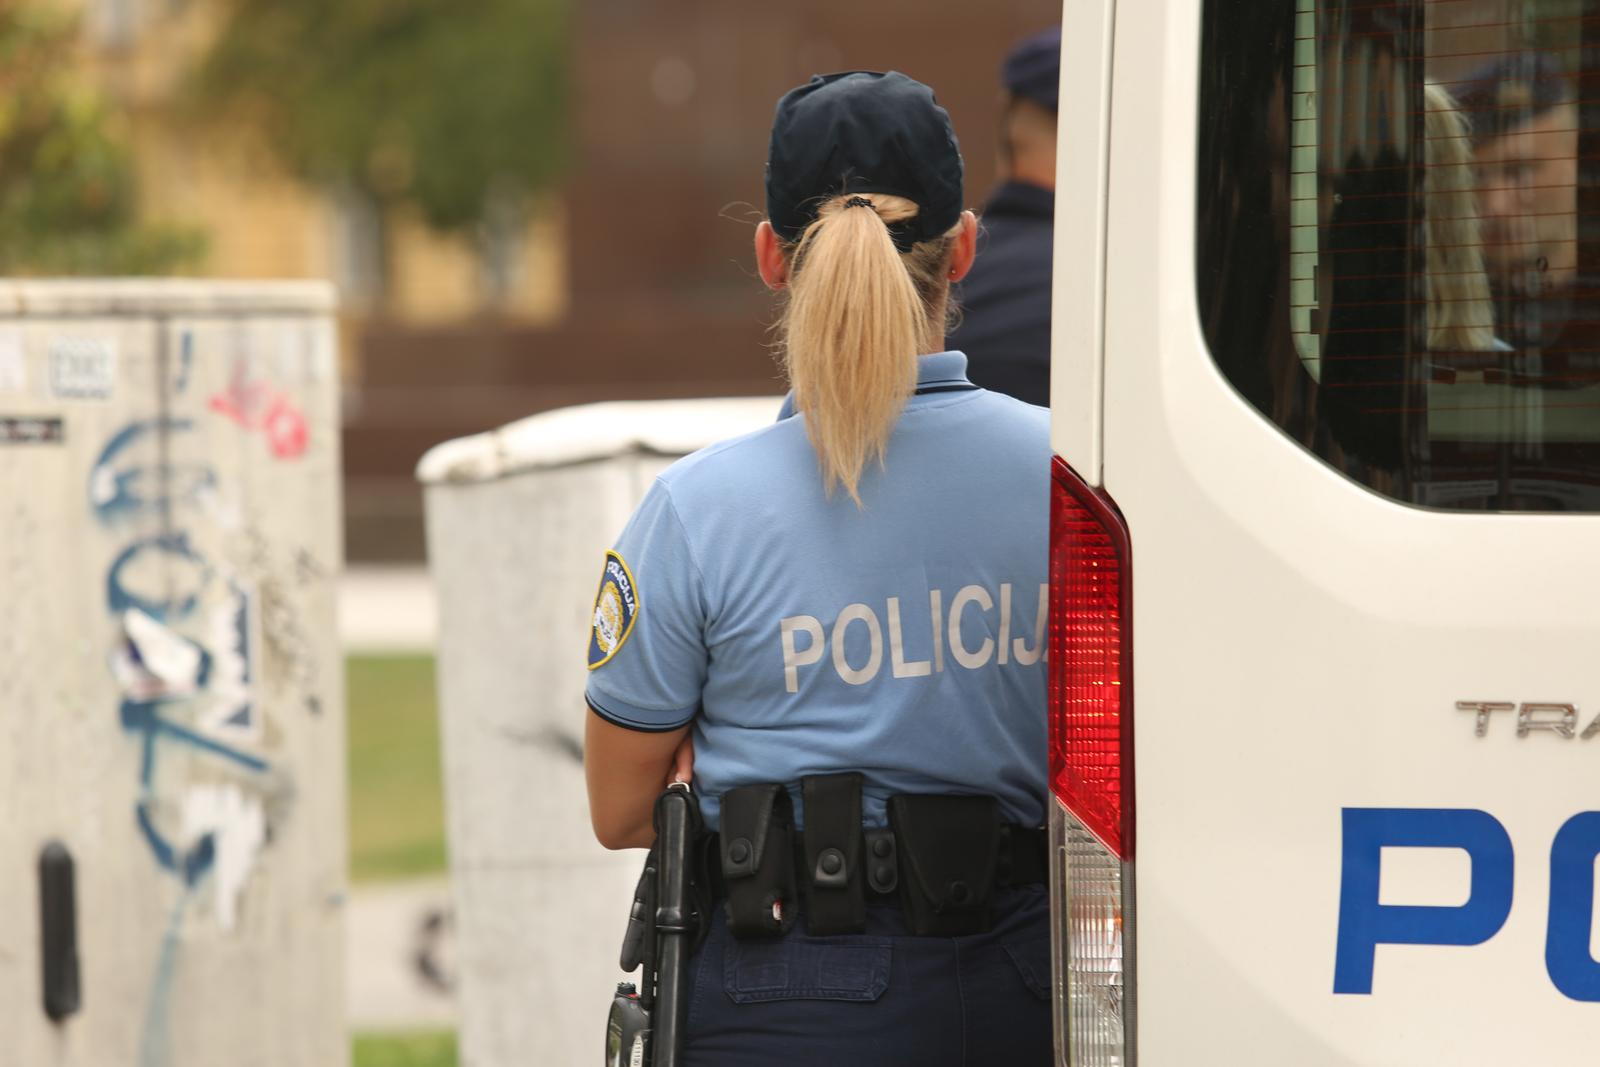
[209,362,309,460]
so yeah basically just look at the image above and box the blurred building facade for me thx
[63,0,1059,560]
[352,0,1061,559]
[65,0,569,329]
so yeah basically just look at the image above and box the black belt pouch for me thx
[800,773,867,935]
[719,784,797,938]
[888,794,1002,936]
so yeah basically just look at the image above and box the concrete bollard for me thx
[0,280,346,1067]
[418,397,778,1066]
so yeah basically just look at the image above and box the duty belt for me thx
[705,773,1048,939]
[704,824,1049,900]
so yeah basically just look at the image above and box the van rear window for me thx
[1198,0,1600,511]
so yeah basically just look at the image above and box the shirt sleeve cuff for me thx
[584,687,697,733]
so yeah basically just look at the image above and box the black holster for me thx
[889,794,1003,936]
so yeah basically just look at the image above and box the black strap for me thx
[800,773,867,935]
[703,828,1043,895]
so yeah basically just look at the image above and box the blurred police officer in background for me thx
[947,26,1061,407]
[1455,55,1591,358]
[584,70,1052,1066]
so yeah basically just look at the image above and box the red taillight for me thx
[1048,456,1133,860]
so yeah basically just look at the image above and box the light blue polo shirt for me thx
[584,351,1049,830]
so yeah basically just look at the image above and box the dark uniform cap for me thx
[765,71,964,252]
[1002,26,1062,111]
[1454,51,1572,145]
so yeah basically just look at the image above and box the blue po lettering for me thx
[1333,807,1514,995]
[1546,812,1600,1002]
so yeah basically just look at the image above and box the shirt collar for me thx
[913,350,977,398]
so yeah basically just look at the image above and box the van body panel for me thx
[1046,0,1115,481]
[1054,0,1600,1060]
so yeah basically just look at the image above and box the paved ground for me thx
[339,565,438,653]
[340,566,454,1032]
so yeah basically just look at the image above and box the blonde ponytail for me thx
[1423,83,1498,351]
[779,194,957,504]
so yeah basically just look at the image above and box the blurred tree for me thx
[192,0,568,295]
[0,3,204,274]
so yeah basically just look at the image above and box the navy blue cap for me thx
[765,71,964,252]
[1002,26,1061,111]
[1454,52,1572,144]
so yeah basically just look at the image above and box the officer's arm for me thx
[584,714,692,850]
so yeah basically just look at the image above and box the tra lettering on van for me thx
[1333,807,1600,1002]
[779,582,1047,693]
[1457,700,1600,739]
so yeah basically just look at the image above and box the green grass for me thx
[347,655,449,882]
[352,1031,457,1067]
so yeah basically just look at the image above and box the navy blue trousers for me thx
[682,886,1053,1066]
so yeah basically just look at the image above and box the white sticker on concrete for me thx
[48,337,118,399]
[0,330,24,393]
[115,608,206,700]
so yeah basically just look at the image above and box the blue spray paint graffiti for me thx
[93,419,268,888]
[139,895,188,1067]
[93,405,280,1066]
[91,316,332,1061]
[89,419,217,526]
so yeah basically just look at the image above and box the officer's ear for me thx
[755,221,789,291]
[946,210,979,284]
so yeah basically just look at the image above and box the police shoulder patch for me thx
[588,549,639,669]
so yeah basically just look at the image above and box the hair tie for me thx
[843,196,876,210]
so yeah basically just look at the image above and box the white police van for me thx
[1048,0,1600,1062]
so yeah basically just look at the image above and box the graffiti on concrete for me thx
[139,897,187,1067]
[93,416,276,913]
[83,322,327,1066]
[209,354,309,460]
[500,724,584,765]
[92,409,285,1067]
[414,906,457,994]
[89,419,219,527]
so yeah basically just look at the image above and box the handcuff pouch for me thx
[719,783,796,938]
[800,773,866,935]
[888,794,1002,936]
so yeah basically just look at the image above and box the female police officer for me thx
[583,70,1051,1066]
